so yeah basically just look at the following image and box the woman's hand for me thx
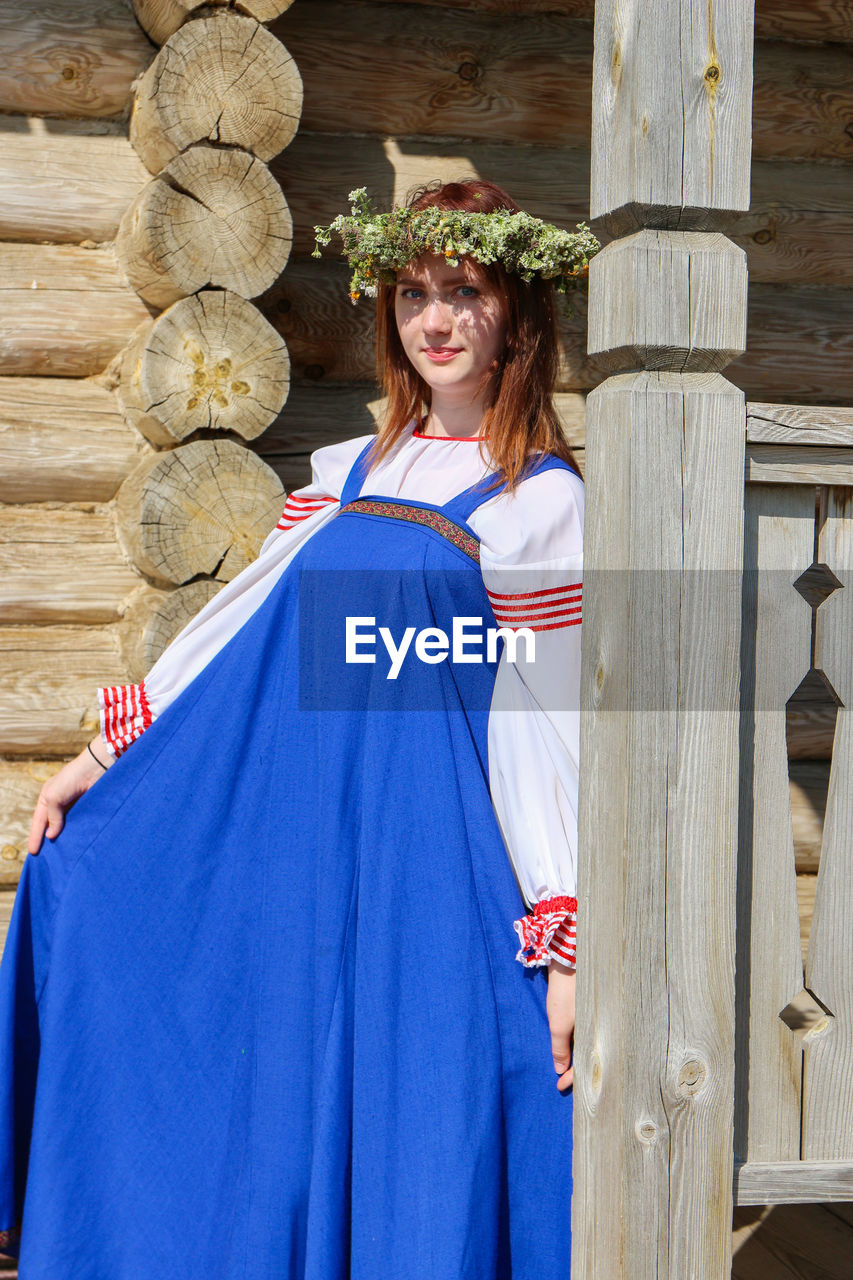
[27,737,113,856]
[546,959,576,1092]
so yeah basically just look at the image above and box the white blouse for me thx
[99,425,583,969]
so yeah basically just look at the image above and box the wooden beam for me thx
[577,2,753,1275]
[119,291,291,446]
[276,136,853,289]
[0,0,154,119]
[746,445,853,486]
[115,440,285,585]
[115,146,292,309]
[0,376,148,503]
[735,1160,853,1205]
[272,3,852,162]
[0,507,141,624]
[132,0,296,46]
[0,116,150,245]
[0,244,151,378]
[374,0,853,45]
[747,402,853,446]
[130,14,302,174]
[0,625,125,756]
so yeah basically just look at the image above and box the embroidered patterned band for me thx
[340,499,481,563]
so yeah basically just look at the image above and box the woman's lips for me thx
[423,347,463,363]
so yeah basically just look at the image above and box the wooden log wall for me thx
[0,0,299,888]
[1,0,850,901]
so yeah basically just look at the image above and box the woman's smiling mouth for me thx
[423,346,464,362]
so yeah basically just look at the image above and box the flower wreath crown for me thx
[313,187,601,305]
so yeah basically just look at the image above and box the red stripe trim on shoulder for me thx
[487,581,582,602]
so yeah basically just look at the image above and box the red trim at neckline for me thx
[412,428,487,442]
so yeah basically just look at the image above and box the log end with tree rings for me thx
[130,14,303,174]
[131,0,297,47]
[119,290,291,446]
[115,145,293,309]
[116,438,285,584]
[119,581,223,678]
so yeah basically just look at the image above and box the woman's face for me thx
[394,254,507,405]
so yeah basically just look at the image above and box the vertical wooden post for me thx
[574,3,755,1278]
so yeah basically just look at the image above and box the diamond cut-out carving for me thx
[787,667,842,709]
[793,562,843,610]
[779,988,834,1041]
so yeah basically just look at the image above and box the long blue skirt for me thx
[0,459,573,1277]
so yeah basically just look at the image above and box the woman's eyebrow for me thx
[397,275,473,287]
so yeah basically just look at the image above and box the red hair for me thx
[368,178,580,490]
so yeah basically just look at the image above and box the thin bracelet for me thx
[87,741,108,771]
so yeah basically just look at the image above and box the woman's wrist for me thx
[86,736,113,770]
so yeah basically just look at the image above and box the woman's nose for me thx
[422,296,452,331]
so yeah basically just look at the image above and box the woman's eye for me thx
[400,287,424,300]
[457,286,479,299]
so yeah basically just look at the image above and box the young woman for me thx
[0,179,593,1276]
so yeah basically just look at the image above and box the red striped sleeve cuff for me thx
[276,492,337,532]
[513,894,577,968]
[98,681,153,758]
[486,580,582,633]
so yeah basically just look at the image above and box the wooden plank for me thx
[0,245,152,378]
[0,115,149,244]
[732,1202,853,1279]
[738,160,853,287]
[0,506,141,623]
[273,3,853,163]
[801,488,853,1160]
[256,382,587,456]
[260,267,853,403]
[735,485,814,1167]
[0,376,148,503]
[379,0,853,45]
[790,764,828,875]
[747,402,853,446]
[746,445,853,485]
[734,1160,853,1205]
[737,286,853,408]
[0,625,125,758]
[0,0,154,119]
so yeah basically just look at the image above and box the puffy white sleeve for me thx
[470,466,584,970]
[98,434,374,757]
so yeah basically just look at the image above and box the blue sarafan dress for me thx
[0,439,577,1277]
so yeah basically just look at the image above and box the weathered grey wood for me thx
[735,485,815,1169]
[115,146,292,309]
[0,245,152,378]
[590,0,754,230]
[0,376,148,502]
[747,403,853,446]
[0,0,154,119]
[0,116,150,244]
[587,231,747,371]
[130,15,302,174]
[576,371,745,1280]
[116,440,285,585]
[734,1160,853,1205]
[0,760,81,885]
[746,446,853,486]
[0,507,141,624]
[132,0,296,46]
[0,625,125,757]
[801,488,853,1160]
[119,291,290,446]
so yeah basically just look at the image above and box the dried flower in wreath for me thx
[313,188,601,308]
